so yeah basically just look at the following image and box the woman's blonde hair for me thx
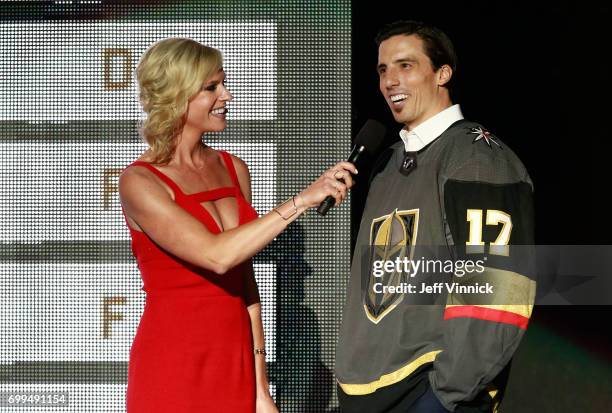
[136,38,222,164]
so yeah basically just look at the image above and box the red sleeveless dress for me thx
[123,151,257,413]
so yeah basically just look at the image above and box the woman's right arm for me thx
[119,162,356,275]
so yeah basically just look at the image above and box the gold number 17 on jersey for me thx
[466,209,512,256]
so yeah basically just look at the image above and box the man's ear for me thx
[437,64,453,86]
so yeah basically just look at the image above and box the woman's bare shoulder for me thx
[225,152,250,178]
[120,156,172,200]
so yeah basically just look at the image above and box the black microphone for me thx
[317,119,387,215]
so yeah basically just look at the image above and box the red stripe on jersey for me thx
[444,305,529,330]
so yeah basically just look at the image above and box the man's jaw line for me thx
[402,101,453,131]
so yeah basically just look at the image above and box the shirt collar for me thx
[399,104,464,152]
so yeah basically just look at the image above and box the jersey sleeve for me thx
[429,149,536,411]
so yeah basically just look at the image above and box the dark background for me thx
[351,1,612,411]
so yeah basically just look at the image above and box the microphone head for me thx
[353,119,386,154]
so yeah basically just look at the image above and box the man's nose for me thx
[384,69,399,89]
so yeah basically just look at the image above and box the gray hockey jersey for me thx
[336,120,536,412]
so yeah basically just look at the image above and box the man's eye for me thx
[401,63,412,69]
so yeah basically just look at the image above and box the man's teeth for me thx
[390,94,408,103]
[211,108,226,115]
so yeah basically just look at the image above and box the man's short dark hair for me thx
[375,20,457,77]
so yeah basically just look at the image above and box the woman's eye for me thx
[204,84,217,91]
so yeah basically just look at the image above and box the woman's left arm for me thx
[244,264,277,411]
[234,155,278,412]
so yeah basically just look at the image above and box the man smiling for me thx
[336,21,536,412]
[377,29,453,130]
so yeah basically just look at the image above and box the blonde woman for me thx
[119,38,355,412]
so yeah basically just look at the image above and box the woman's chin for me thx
[201,122,227,133]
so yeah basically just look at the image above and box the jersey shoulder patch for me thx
[466,125,502,149]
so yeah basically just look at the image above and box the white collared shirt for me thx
[399,104,464,152]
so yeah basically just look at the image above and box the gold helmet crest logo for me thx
[364,208,419,323]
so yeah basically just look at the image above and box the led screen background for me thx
[0,1,351,411]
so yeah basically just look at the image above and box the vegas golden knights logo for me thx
[364,209,419,324]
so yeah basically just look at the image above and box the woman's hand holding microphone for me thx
[295,161,357,210]
[271,161,357,221]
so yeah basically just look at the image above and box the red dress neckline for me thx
[127,151,249,234]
